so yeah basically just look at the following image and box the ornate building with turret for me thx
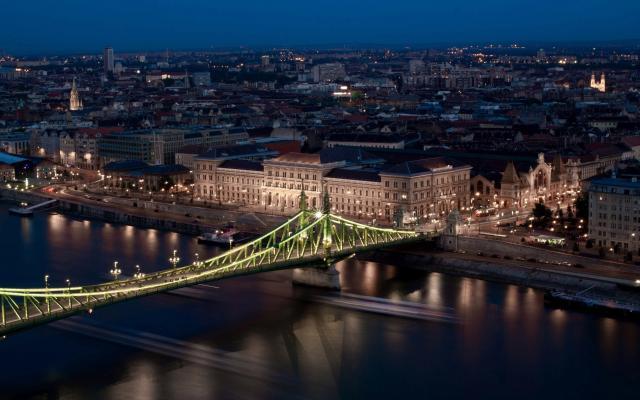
[590,72,606,92]
[69,78,83,111]
[470,153,574,210]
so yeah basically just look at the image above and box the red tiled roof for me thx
[272,152,320,164]
[622,136,640,147]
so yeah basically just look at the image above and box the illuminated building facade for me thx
[69,79,83,111]
[589,176,640,252]
[194,151,472,222]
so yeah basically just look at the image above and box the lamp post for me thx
[194,253,203,268]
[110,261,122,281]
[134,264,145,279]
[169,250,180,268]
[66,279,71,308]
[44,274,50,313]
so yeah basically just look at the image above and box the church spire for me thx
[69,77,83,111]
[502,161,519,184]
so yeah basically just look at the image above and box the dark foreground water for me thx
[0,203,639,400]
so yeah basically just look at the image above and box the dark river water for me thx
[0,203,639,400]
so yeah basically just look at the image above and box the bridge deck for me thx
[0,211,425,336]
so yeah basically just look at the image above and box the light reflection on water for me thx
[0,205,639,399]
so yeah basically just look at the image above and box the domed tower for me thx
[69,78,83,111]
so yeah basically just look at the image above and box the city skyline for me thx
[1,0,639,55]
[1,3,640,397]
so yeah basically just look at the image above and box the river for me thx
[0,203,638,399]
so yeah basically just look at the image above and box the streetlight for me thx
[44,274,50,313]
[110,261,122,281]
[194,253,203,268]
[169,250,180,268]
[134,264,145,279]
[66,279,71,308]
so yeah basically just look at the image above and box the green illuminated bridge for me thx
[0,206,424,336]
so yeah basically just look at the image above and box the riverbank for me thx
[0,188,286,236]
[359,246,640,317]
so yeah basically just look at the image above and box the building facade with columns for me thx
[194,151,472,222]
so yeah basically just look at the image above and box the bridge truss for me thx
[0,209,421,335]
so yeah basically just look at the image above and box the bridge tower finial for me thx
[299,188,307,211]
[322,189,331,214]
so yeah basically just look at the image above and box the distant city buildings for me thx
[0,43,638,221]
[98,128,249,165]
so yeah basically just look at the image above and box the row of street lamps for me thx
[43,250,207,300]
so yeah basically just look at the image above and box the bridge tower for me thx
[292,189,341,289]
[440,210,461,251]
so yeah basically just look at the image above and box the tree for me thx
[532,202,552,227]
[556,204,564,220]
[575,193,589,223]
[614,243,621,254]
[598,246,606,258]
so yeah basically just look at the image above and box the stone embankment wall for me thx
[443,235,614,270]
[0,188,50,204]
[56,200,212,235]
[0,189,211,235]
[361,249,616,293]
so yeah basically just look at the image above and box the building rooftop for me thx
[218,159,264,172]
[0,152,29,165]
[195,144,278,160]
[325,168,381,182]
[327,133,404,143]
[103,160,149,172]
[590,177,640,190]
[271,152,322,164]
[382,157,469,176]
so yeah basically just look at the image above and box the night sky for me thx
[1,0,639,54]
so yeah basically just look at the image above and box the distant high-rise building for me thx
[311,63,346,83]
[409,59,425,75]
[69,78,83,111]
[192,71,211,86]
[103,47,114,73]
[261,55,270,67]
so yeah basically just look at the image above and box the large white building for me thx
[194,149,472,222]
[588,175,640,252]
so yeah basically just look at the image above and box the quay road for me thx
[394,243,640,285]
[35,184,287,234]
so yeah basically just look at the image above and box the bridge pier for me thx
[292,263,340,290]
